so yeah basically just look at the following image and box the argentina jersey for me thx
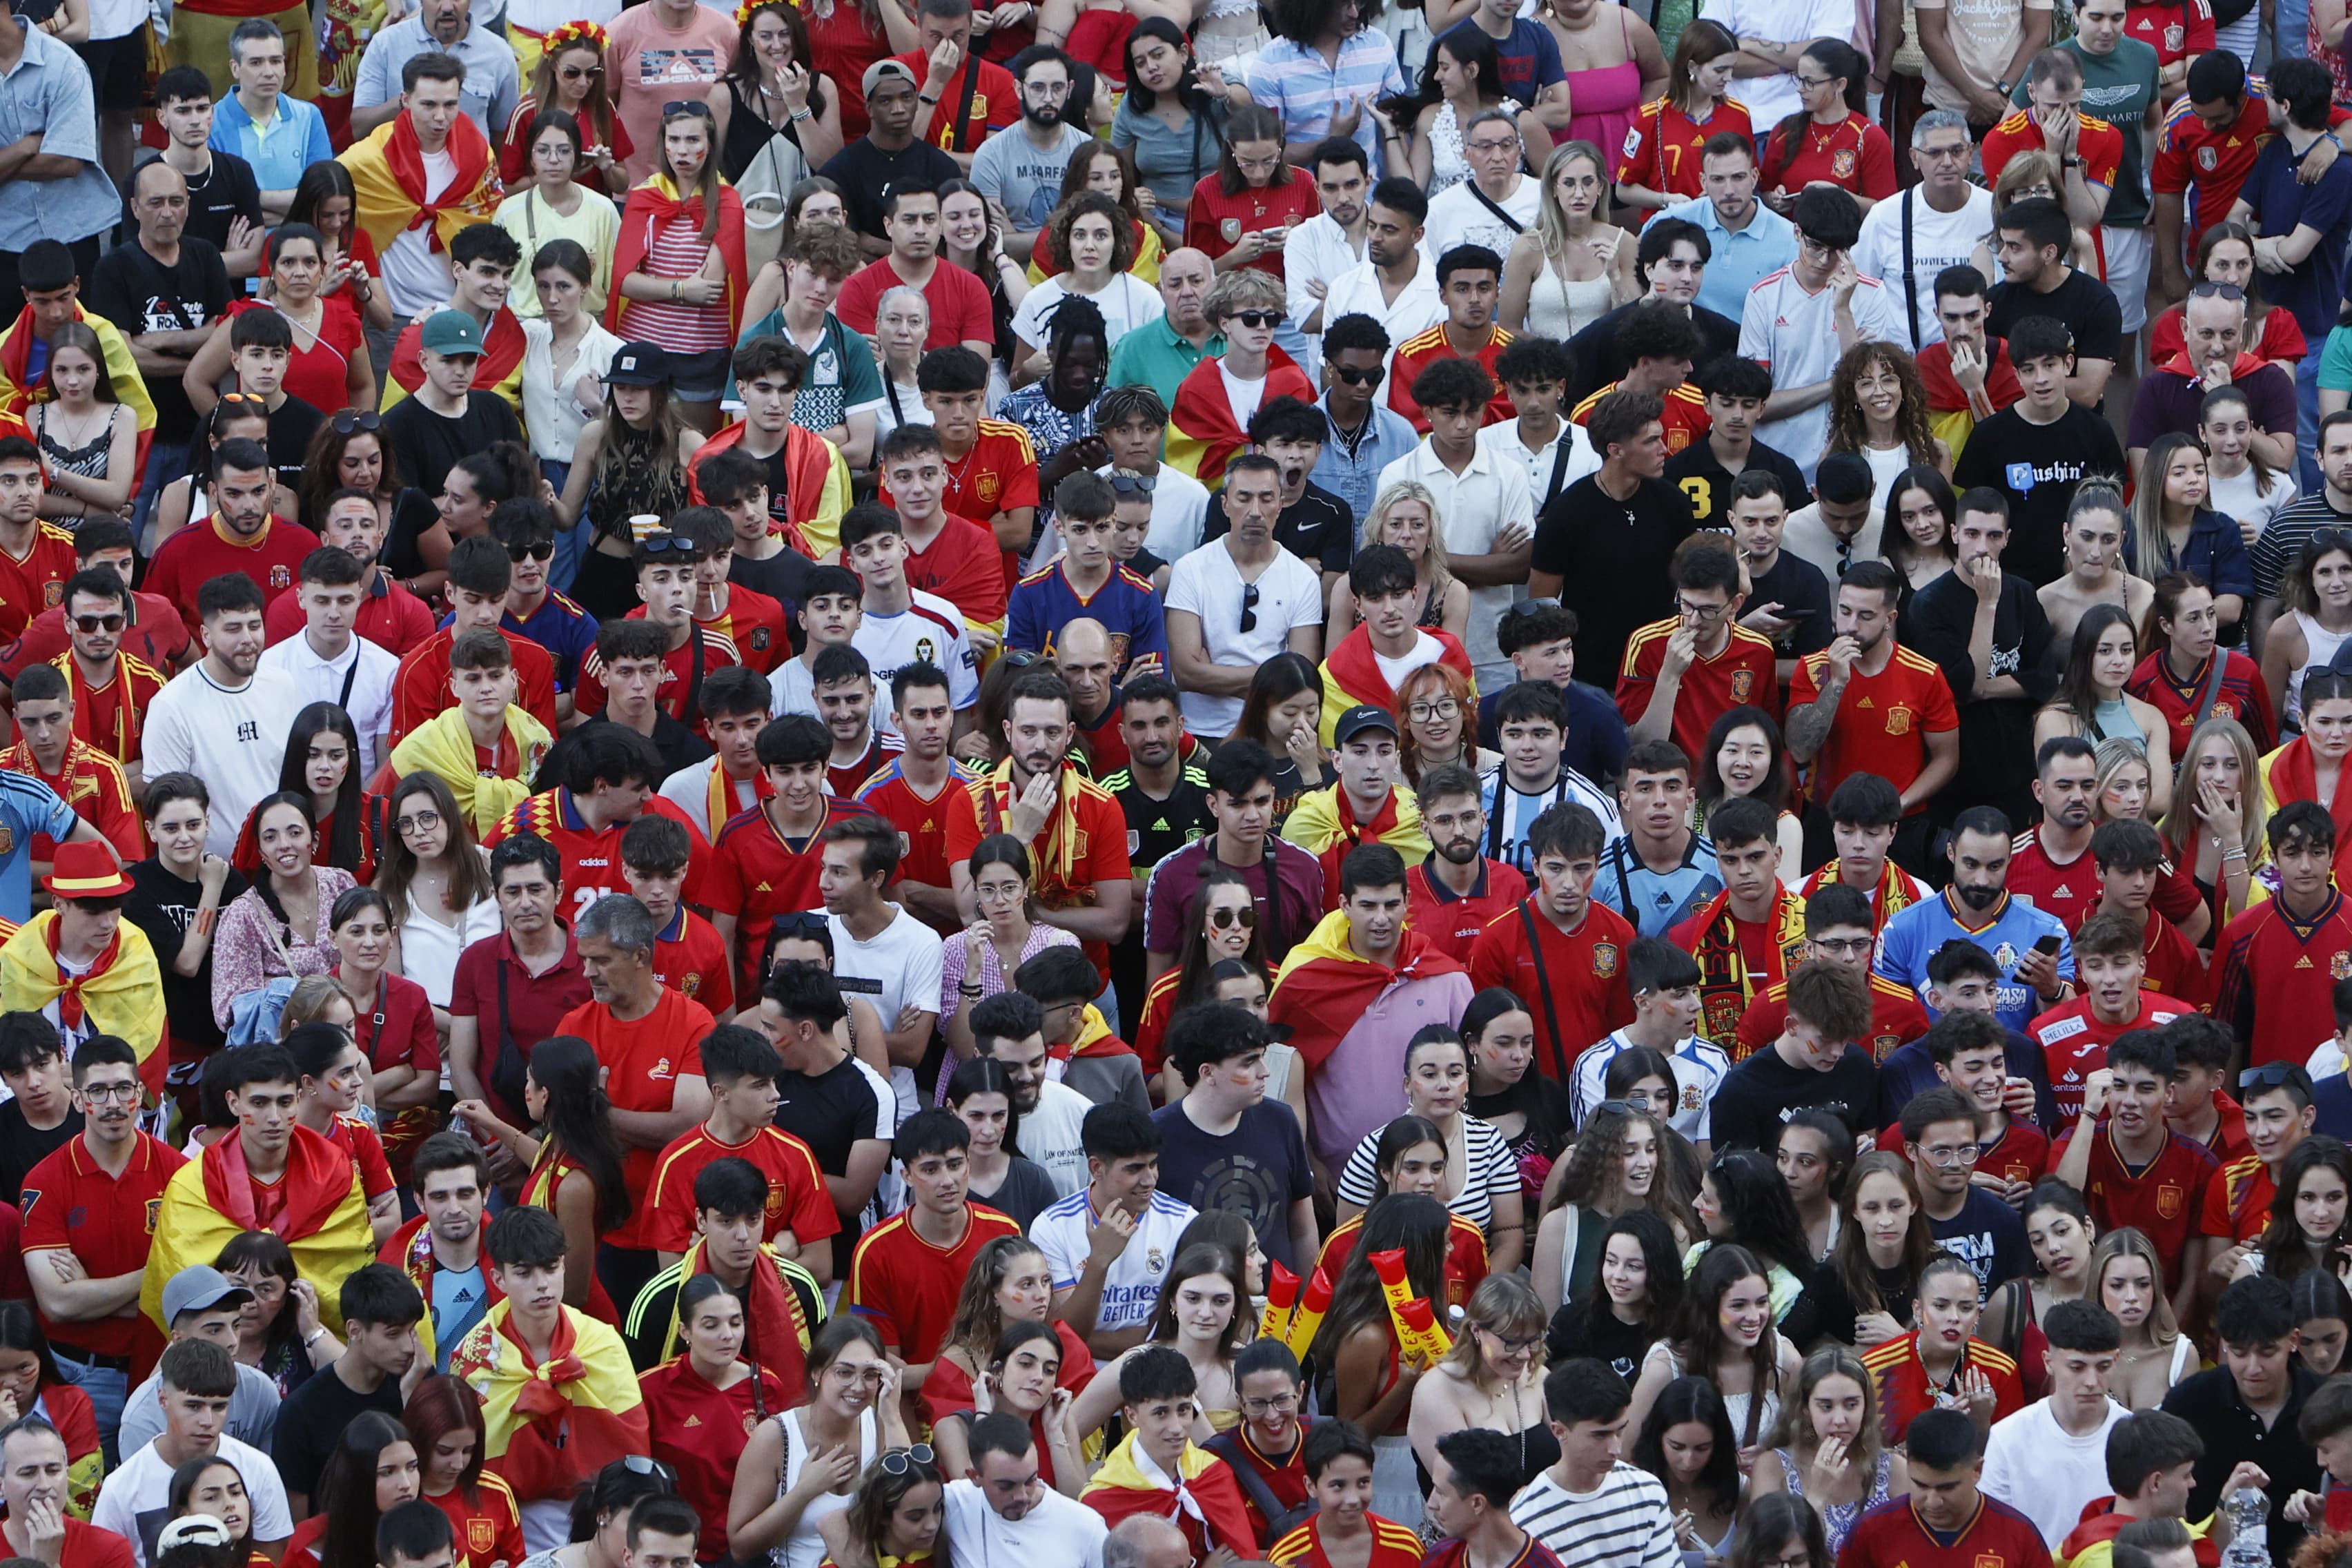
[1872,892,2074,1035]
[1478,764,1624,876]
[1594,832,1723,938]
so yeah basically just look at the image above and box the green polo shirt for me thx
[1104,318,1226,410]
[2009,35,2161,228]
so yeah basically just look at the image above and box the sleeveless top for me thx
[1777,1447,1897,1557]
[722,75,805,184]
[1645,1341,1781,1448]
[33,409,112,480]
[1560,9,1645,159]
[1418,578,1445,629]
[769,1405,881,1568]
[2086,696,2148,751]
[1859,441,1914,519]
[2289,610,2352,728]
[1430,97,1526,195]
[1523,258,1618,341]
[585,426,692,547]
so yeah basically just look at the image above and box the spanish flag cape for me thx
[390,702,555,840]
[1081,1430,1258,1562]
[1268,907,1464,1074]
[451,1297,649,1506]
[0,306,156,461]
[1800,854,1922,929]
[0,912,165,1097]
[141,1124,375,1334]
[340,109,505,262]
[2261,736,2352,883]
[1281,784,1431,908]
[1317,628,1475,749]
[381,304,529,417]
[688,420,852,560]
[1680,884,1810,1043]
[379,1213,502,1367]
[1164,349,1314,489]
[609,175,749,339]
[640,1237,816,1396]
[972,757,1114,912]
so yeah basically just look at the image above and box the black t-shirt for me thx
[1928,1186,2031,1294]
[819,138,966,240]
[774,1048,892,1277]
[81,237,232,446]
[1986,267,2124,378]
[1202,481,1355,576]
[176,152,264,261]
[0,1101,79,1206]
[269,1364,403,1502]
[381,391,525,501]
[1545,1297,1658,1382]
[1661,437,1813,528]
[265,395,323,496]
[1747,549,1835,660]
[1903,567,2057,830]
[1107,765,1211,872]
[1949,403,2129,587]
[1150,1099,1315,1273]
[732,547,810,620]
[1533,473,1698,682]
[126,858,248,1057]
[1565,300,1743,404]
[1707,1043,1879,1152]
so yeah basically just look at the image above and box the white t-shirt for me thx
[660,756,767,842]
[1696,0,1863,124]
[1012,275,1168,354]
[1164,542,1326,736]
[1980,1397,2131,1549]
[141,664,298,859]
[1851,184,1998,351]
[943,1478,1108,1568]
[1372,629,1446,693]
[1739,268,1906,480]
[1320,258,1445,402]
[256,631,400,778]
[382,147,460,316]
[849,589,981,710]
[1030,1187,1202,1334]
[1219,362,1268,433]
[1376,441,1536,672]
[2210,462,2298,541]
[829,904,945,1122]
[1017,1077,1093,1198]
[96,1433,293,1568]
[1478,415,1603,518]
[1423,175,1544,266]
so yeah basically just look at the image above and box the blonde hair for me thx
[2092,738,2153,823]
[1202,267,1284,323]
[1440,1273,1547,1386]
[1535,140,1614,264]
[2090,1227,2182,1351]
[280,975,351,1033]
[1363,480,1458,606]
[2158,715,2266,866]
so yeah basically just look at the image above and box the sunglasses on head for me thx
[2191,282,2248,301]
[331,409,383,435]
[1107,471,1157,496]
[2242,1061,2306,1091]
[639,533,693,554]
[879,1444,937,1476]
[218,392,266,409]
[663,99,715,117]
[620,1456,676,1484]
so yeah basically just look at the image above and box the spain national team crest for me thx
[1731,669,1755,701]
[269,565,292,589]
[469,1520,495,1555]
[1885,707,1912,735]
[2198,145,2219,170]
[1593,942,1620,979]
[41,581,60,608]
[145,1198,161,1233]
[979,472,1004,506]
[2335,950,2352,981]
[765,1184,788,1217]
[1874,1032,1901,1062]
[1833,148,1856,178]
[2157,1183,2184,1219]
[1977,1554,2006,1568]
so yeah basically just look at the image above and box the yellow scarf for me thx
[391,703,555,839]
[0,912,163,1077]
[981,758,1088,908]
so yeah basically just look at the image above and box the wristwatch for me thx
[1994,77,2013,96]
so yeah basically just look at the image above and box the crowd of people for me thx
[3,0,2352,1560]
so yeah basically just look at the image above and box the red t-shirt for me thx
[700,583,790,676]
[484,790,717,925]
[1387,324,1518,432]
[427,1472,527,1568]
[707,798,870,1003]
[652,905,734,1016]
[1404,857,1530,967]
[262,570,438,661]
[1271,1513,1429,1568]
[2006,830,2103,932]
[1877,1117,2051,1186]
[641,1121,839,1254]
[224,297,366,418]
[323,1112,397,1203]
[19,1132,185,1359]
[575,625,742,727]
[0,590,188,680]
[1764,111,1899,199]
[1838,1496,2048,1568]
[856,763,982,905]
[1182,170,1321,277]
[446,932,592,1127]
[558,988,714,1249]
[391,627,560,747]
[46,1521,133,1568]
[1616,97,1756,206]
[844,1204,1024,1362]
[2197,1151,2274,1244]
[887,50,1019,152]
[3,742,141,863]
[2049,1123,2219,1288]
[1980,109,2127,195]
[1789,645,1959,807]
[2128,0,2216,65]
[835,255,1000,349]
[2155,93,2275,257]
[1616,618,1782,768]
[2213,887,2352,1067]
[1468,899,1638,1083]
[1860,1331,2025,1444]
[904,513,1010,625]
[345,969,439,1081]
[2030,991,2200,1122]
[144,517,322,646]
[1736,974,1932,1064]
[0,522,80,646]
[1571,380,1713,455]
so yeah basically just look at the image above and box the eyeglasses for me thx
[1811,936,1872,958]
[1467,136,1519,154]
[1331,363,1381,386]
[1920,1142,1982,1168]
[1478,1325,1544,1355]
[663,99,716,117]
[331,409,383,435]
[80,1081,141,1104]
[1240,1392,1299,1415]
[1208,904,1257,930]
[1674,596,1728,621]
[1407,699,1460,722]
[1239,582,1259,634]
[1107,471,1157,496]
[506,539,556,562]
[1228,310,1281,329]
[2191,282,2248,301]
[1794,72,1834,88]
[394,809,443,835]
[1233,153,1282,174]
[70,613,125,633]
[1761,1556,1814,1568]
[879,1444,937,1475]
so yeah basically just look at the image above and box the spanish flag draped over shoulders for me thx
[382,304,529,416]
[610,176,749,339]
[0,307,155,464]
[452,1296,648,1505]
[1268,908,1466,1073]
[141,1124,375,1334]
[340,109,504,259]
[1319,628,1475,749]
[1081,1430,1258,1561]
[0,911,165,1095]
[1164,350,1315,489]
[688,420,850,560]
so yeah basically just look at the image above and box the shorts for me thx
[2101,224,2153,334]
[664,344,730,402]
[74,28,146,113]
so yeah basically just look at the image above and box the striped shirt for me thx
[1478,764,1624,878]
[625,210,729,353]
[1510,1465,1681,1568]
[1335,1114,1517,1230]
[1244,32,1407,179]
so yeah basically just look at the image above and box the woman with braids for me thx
[707,0,843,185]
[640,1274,792,1560]
[1822,342,1949,513]
[281,1411,420,1567]
[500,20,634,193]
[453,1036,632,1321]
[1001,295,1112,499]
[1532,1101,1690,1311]
[1010,193,1166,383]
[1759,39,1894,210]
[1625,1242,1803,1456]
[1308,1192,1455,1525]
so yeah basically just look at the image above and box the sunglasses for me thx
[1330,364,1380,385]
[1208,904,1257,930]
[620,1456,677,1484]
[218,392,266,409]
[1107,471,1157,496]
[639,533,694,553]
[2191,282,2248,301]
[1239,581,1258,634]
[879,1444,937,1476]
[663,99,716,117]
[2242,1061,2307,1090]
[331,409,383,435]
[71,613,125,633]
[1227,310,1280,329]
[560,63,602,78]
[506,540,556,562]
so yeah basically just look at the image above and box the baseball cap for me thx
[607,342,672,388]
[419,310,484,357]
[160,1264,255,1326]
[1331,705,1399,747]
[157,1517,235,1551]
[863,59,919,97]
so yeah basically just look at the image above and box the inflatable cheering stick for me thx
[1282,1268,1333,1357]
[1369,1247,1451,1366]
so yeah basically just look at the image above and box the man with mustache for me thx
[1875,805,2074,1035]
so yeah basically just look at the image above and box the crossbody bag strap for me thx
[951,59,982,152]
[2196,649,2233,723]
[1467,179,1527,235]
[1518,901,1574,1081]
[1901,188,1921,352]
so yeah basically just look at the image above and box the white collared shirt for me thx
[1321,255,1445,401]
[255,630,399,778]
[1479,416,1603,520]
[1378,440,1533,671]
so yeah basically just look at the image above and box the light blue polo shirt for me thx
[210,90,335,195]
[1658,193,1801,326]
[0,20,124,249]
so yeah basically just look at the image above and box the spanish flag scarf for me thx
[2264,736,2352,881]
[1282,785,1431,910]
[452,1297,648,1506]
[1269,908,1465,1073]
[139,1124,375,1333]
[609,175,749,338]
[1805,855,1921,928]
[1683,885,1810,1041]
[1081,1431,1257,1562]
[1164,351,1315,489]
[0,306,157,438]
[687,420,838,558]
[977,758,1090,910]
[340,109,504,258]
[652,1239,812,1399]
[390,703,556,839]
[0,910,164,1088]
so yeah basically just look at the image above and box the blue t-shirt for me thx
[429,1262,489,1371]
[1149,1099,1315,1273]
[2240,135,2352,340]
[1594,832,1721,938]
[1873,892,2075,1035]
[1005,563,1171,679]
[1445,19,1564,110]
[0,772,78,925]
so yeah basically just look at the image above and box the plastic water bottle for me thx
[2223,1486,2272,1568]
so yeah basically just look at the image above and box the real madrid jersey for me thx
[852,589,981,712]
[1478,763,1625,877]
[1569,1031,1731,1141]
[1874,890,2075,1035]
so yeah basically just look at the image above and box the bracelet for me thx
[2223,847,2249,861]
[671,280,683,302]
[303,1328,326,1347]
[791,106,813,121]
[920,92,941,105]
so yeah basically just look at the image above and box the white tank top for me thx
[2286,610,2352,729]
[770,1405,881,1568]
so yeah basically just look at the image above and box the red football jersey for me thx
[2050,1123,2219,1287]
[2141,910,2210,1008]
[1836,1490,2047,1568]
[1736,973,1931,1064]
[825,732,905,801]
[856,763,983,905]
[2213,888,2352,1067]
[0,522,81,645]
[1405,857,1530,967]
[1387,324,1518,432]
[391,628,560,747]
[1860,1330,2025,1444]
[144,517,320,647]
[53,652,167,770]
[706,797,870,1003]
[2,740,142,863]
[0,590,187,681]
[1763,110,1899,199]
[323,1112,396,1203]
[1468,899,1638,1083]
[1616,97,1755,208]
[2030,991,2199,1122]
[651,905,733,1016]
[1789,645,1959,806]
[1572,381,1712,455]
[558,986,714,1248]
[1270,1513,1427,1568]
[19,1132,185,1359]
[640,1121,838,1254]
[693,584,790,676]
[903,513,1010,627]
[576,624,742,727]
[1617,618,1783,769]
[1980,109,2126,196]
[2128,0,2215,65]
[2007,830,2101,932]
[2154,93,2271,258]
[2127,649,2275,758]
[844,1205,1023,1362]
[483,789,716,925]
[1182,170,1322,277]
[1877,1117,2051,1188]
[2197,1151,2274,1244]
